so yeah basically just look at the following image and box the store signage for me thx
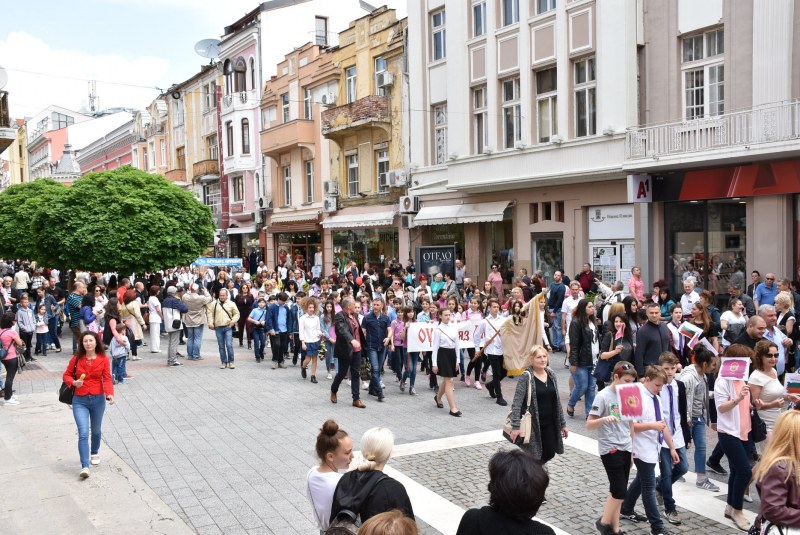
[627,174,652,203]
[588,205,635,240]
[193,257,243,267]
[416,245,456,280]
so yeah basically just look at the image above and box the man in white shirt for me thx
[476,299,508,406]
[656,354,689,526]
[561,281,582,354]
[679,279,700,319]
[760,304,790,377]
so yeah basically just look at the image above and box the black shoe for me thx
[486,381,497,398]
[179,341,186,345]
[496,397,508,406]
[706,460,728,476]
[434,394,443,408]
[651,529,675,535]
[595,518,613,535]
[301,367,307,379]
[620,510,648,523]
[310,376,318,384]
[377,396,385,402]
[449,410,462,417]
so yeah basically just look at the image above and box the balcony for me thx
[625,100,800,171]
[0,91,14,154]
[221,89,260,114]
[261,119,316,159]
[144,124,165,138]
[321,95,390,140]
[165,169,187,183]
[193,159,219,178]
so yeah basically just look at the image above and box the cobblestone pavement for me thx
[8,332,753,534]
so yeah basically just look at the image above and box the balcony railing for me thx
[321,95,390,137]
[165,169,186,182]
[261,119,316,158]
[193,159,219,177]
[221,89,259,112]
[144,124,165,138]
[626,100,800,160]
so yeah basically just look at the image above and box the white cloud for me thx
[0,31,170,119]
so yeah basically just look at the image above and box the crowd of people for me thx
[2,258,800,534]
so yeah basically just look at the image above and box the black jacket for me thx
[330,470,413,525]
[568,319,596,367]
[677,379,691,447]
[333,310,367,360]
[456,506,555,535]
[634,321,671,376]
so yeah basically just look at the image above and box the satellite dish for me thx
[194,39,221,60]
[0,66,8,90]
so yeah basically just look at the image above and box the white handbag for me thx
[503,371,532,445]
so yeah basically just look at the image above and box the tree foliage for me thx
[0,179,66,261]
[0,167,214,273]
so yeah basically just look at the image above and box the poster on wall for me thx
[416,245,456,281]
[591,245,619,285]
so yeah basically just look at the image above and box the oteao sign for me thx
[627,174,652,203]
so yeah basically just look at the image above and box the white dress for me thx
[748,369,784,430]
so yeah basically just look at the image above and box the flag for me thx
[615,325,624,340]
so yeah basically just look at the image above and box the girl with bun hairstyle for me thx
[330,427,414,526]
[307,420,353,534]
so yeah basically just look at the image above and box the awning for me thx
[321,210,397,229]
[412,201,511,227]
[270,212,320,224]
[225,225,256,235]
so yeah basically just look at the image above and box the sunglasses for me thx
[618,363,633,371]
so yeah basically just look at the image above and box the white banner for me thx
[406,321,483,352]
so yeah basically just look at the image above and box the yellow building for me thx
[319,6,409,270]
[7,120,27,185]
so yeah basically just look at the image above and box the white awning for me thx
[412,201,511,227]
[270,212,320,224]
[322,210,397,229]
[225,225,256,235]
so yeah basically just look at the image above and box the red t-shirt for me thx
[63,354,115,397]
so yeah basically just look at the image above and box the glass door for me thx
[531,233,563,286]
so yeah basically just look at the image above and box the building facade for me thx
[76,120,135,174]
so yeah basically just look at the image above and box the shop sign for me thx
[416,245,456,280]
[193,257,243,267]
[588,205,635,240]
[627,174,652,203]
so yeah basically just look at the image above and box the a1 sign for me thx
[627,174,652,203]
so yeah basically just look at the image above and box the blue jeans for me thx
[48,316,61,349]
[622,458,664,531]
[186,325,204,359]
[35,332,50,354]
[551,310,564,350]
[215,326,234,363]
[658,446,689,512]
[392,346,406,380]
[690,417,708,474]
[111,356,126,381]
[402,352,420,387]
[72,394,106,469]
[368,347,386,396]
[717,432,752,510]
[567,365,596,414]
[252,329,266,360]
[325,340,338,373]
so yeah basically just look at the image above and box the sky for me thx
[0,0,407,120]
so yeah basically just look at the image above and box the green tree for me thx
[33,167,215,272]
[0,179,66,261]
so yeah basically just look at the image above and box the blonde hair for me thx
[356,427,394,471]
[774,291,793,310]
[357,510,418,535]
[752,411,800,488]
[527,344,548,365]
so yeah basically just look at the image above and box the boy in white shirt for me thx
[656,353,689,526]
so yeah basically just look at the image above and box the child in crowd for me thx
[656,353,690,526]
[110,323,131,384]
[34,303,49,356]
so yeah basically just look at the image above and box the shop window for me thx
[532,233,563,286]
[664,199,746,302]
[332,228,398,272]
[485,217,514,284]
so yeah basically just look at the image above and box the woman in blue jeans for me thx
[61,331,114,479]
[566,299,598,418]
[321,301,337,379]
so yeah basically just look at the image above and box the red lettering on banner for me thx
[417,327,434,345]
[458,329,470,342]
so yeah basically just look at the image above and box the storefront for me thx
[266,212,322,274]
[226,224,256,260]
[587,204,636,287]
[322,209,398,271]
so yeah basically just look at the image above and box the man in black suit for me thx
[747,270,761,299]
[330,297,368,408]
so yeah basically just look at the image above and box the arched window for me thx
[249,58,256,90]
[234,58,247,93]
[241,118,250,154]
[223,59,233,95]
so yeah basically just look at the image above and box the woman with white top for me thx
[750,340,786,436]
[721,297,747,348]
[299,298,323,384]
[306,419,353,534]
[714,343,754,531]
[147,285,162,353]
[432,308,462,417]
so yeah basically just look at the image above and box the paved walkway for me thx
[1,330,757,534]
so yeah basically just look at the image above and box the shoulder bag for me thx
[593,334,616,383]
[58,358,79,405]
[503,370,533,445]
[750,403,768,443]
[0,329,11,359]
[216,302,238,333]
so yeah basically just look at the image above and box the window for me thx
[347,154,359,197]
[374,57,387,96]
[536,0,556,15]
[472,86,488,154]
[203,182,221,215]
[315,16,328,46]
[281,93,290,123]
[241,118,250,154]
[536,67,557,143]
[376,149,389,192]
[501,0,519,26]
[132,148,139,168]
[50,112,74,129]
[206,134,218,161]
[175,146,186,170]
[250,58,256,90]
[574,57,596,137]
[431,10,446,61]
[143,148,149,170]
[234,58,247,92]
[681,28,725,119]
[433,104,448,164]
[203,82,217,111]
[472,1,486,37]
[225,121,234,156]
[502,78,521,149]
[303,87,312,119]
[160,140,166,164]
[223,60,233,95]
[304,160,314,203]
[173,101,184,125]
[345,66,357,103]
[232,176,244,202]
[283,165,292,206]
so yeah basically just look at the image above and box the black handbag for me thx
[58,359,79,405]
[750,403,768,443]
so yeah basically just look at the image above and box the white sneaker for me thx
[90,455,100,466]
[361,381,369,390]
[326,372,332,380]
[475,381,483,390]
[3,397,19,406]
[80,468,90,479]
[380,381,385,389]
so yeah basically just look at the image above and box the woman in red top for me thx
[62,331,114,479]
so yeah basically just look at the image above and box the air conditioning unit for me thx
[254,210,264,225]
[376,72,394,88]
[320,93,336,106]
[323,180,339,196]
[401,214,413,229]
[388,169,407,187]
[257,195,273,211]
[399,195,419,214]
[323,196,338,213]
[379,172,390,189]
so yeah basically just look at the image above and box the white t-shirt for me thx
[147,296,161,323]
[306,467,342,532]
[589,322,599,363]
[748,369,784,431]
[561,295,581,328]
[720,310,746,344]
[631,383,667,464]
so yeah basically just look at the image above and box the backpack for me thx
[325,475,389,535]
